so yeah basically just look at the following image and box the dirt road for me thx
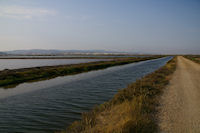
[158,56,200,133]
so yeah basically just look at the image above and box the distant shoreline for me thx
[0,55,150,59]
[0,56,163,88]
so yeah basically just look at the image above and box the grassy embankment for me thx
[0,56,163,88]
[184,55,200,64]
[60,56,177,133]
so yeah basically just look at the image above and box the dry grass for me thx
[184,55,200,64]
[58,56,177,133]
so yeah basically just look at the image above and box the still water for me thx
[0,59,109,70]
[0,55,148,59]
[0,57,172,133]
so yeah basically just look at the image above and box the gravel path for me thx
[158,56,200,133]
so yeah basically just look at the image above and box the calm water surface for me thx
[0,55,149,59]
[0,59,109,70]
[0,57,172,133]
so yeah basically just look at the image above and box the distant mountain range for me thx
[2,49,132,55]
[0,52,7,55]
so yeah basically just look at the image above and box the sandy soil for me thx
[158,56,200,133]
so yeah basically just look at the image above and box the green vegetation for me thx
[184,55,200,64]
[0,56,163,88]
[59,56,177,133]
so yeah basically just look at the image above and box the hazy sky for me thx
[0,0,200,54]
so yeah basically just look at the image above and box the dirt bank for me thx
[159,56,200,133]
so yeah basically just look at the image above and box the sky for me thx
[0,0,200,54]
